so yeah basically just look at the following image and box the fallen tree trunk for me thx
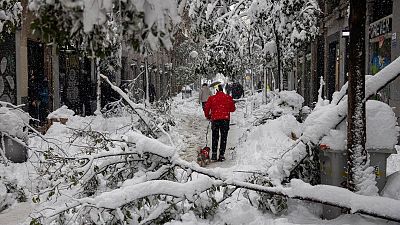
[122,134,400,223]
[267,56,400,185]
[33,122,400,223]
[228,179,400,223]
[101,65,400,222]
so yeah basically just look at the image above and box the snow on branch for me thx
[30,109,400,224]
[0,0,22,34]
[45,177,221,218]
[100,74,157,137]
[229,179,400,222]
[267,55,400,185]
[28,0,180,53]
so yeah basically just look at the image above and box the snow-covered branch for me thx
[28,0,180,54]
[267,56,400,185]
[229,179,400,222]
[0,0,22,34]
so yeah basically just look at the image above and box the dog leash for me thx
[205,121,210,147]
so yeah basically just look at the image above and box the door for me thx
[28,40,47,123]
[327,42,338,100]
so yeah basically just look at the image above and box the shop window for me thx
[370,37,391,103]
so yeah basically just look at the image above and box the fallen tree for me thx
[29,70,400,224]
[31,129,400,224]
[267,56,400,185]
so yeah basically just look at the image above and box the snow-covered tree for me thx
[28,0,180,55]
[248,0,320,90]
[0,0,22,36]
[346,0,377,195]
[187,0,319,88]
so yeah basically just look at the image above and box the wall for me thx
[389,0,400,132]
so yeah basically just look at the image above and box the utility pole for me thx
[347,0,371,193]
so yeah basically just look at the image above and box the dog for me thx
[197,146,211,167]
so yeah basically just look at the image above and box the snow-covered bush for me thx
[29,127,225,224]
[274,91,305,116]
[243,175,288,215]
[253,91,305,126]
[0,178,26,212]
[0,103,31,212]
[28,105,234,224]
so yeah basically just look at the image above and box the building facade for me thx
[295,0,398,107]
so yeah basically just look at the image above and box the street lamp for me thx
[342,30,350,38]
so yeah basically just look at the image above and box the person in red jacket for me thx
[204,85,236,161]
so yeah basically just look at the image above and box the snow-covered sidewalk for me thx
[0,202,32,225]
[169,93,247,168]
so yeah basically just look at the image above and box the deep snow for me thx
[0,91,400,224]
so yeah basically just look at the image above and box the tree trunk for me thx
[275,30,282,91]
[263,66,267,103]
[347,0,374,194]
[145,56,150,106]
[95,57,101,115]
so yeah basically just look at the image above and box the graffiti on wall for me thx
[0,34,16,104]
[370,37,391,75]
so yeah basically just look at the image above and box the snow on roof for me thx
[320,100,399,150]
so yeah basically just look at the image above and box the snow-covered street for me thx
[2,0,400,223]
[170,93,245,168]
[0,91,400,224]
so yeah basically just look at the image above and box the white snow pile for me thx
[30,106,142,157]
[268,91,305,116]
[0,106,29,141]
[236,114,302,171]
[321,100,399,150]
[382,171,400,200]
[250,91,305,126]
[46,105,75,120]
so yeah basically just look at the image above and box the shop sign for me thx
[369,15,392,39]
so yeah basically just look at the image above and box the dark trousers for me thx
[211,120,230,158]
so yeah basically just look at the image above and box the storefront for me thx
[369,15,392,103]
[326,36,340,101]
[59,51,93,115]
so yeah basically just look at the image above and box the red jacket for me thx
[204,91,236,121]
